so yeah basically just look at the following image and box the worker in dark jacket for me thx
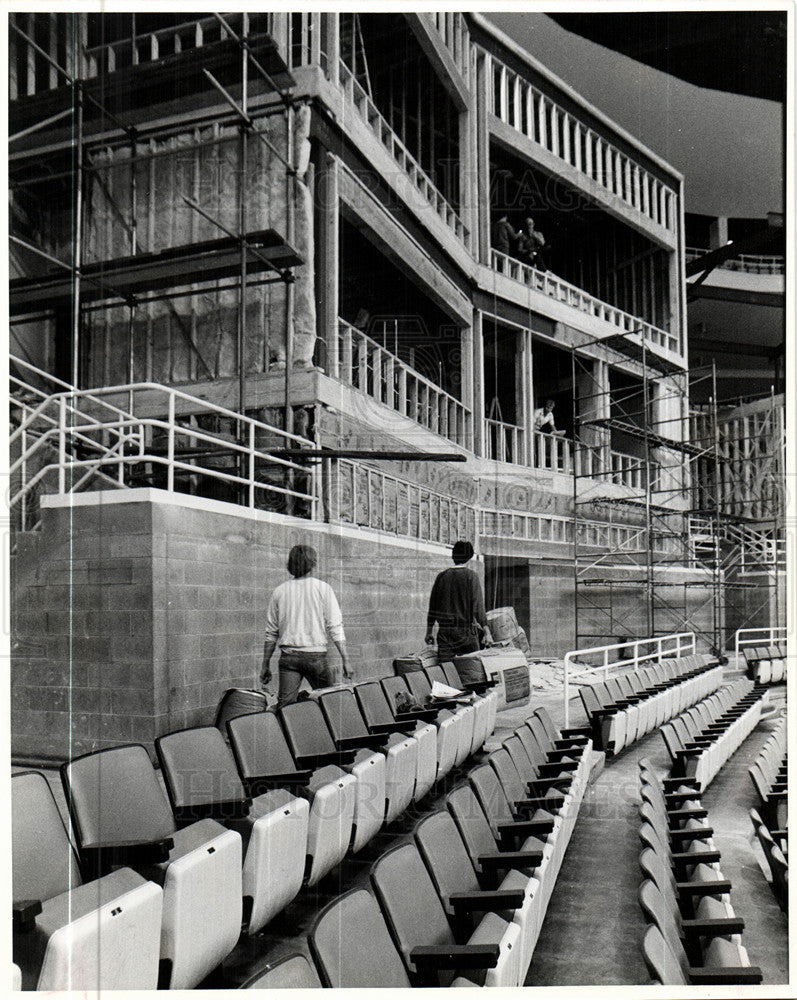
[425,541,492,661]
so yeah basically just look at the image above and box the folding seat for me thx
[371,843,522,987]
[446,784,546,961]
[160,722,354,894]
[414,810,537,980]
[240,952,322,989]
[639,896,761,985]
[366,677,449,798]
[578,681,627,754]
[13,770,163,992]
[515,725,581,789]
[403,669,477,765]
[526,714,589,765]
[504,734,573,803]
[489,748,568,818]
[281,696,387,849]
[608,675,646,742]
[749,763,788,831]
[532,706,592,749]
[61,745,242,989]
[425,664,497,753]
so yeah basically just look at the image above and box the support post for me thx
[316,151,340,377]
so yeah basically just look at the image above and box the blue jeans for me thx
[276,650,335,709]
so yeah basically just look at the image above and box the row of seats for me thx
[660,679,765,791]
[748,711,787,831]
[742,643,787,685]
[241,707,592,988]
[579,654,722,756]
[750,809,788,913]
[637,759,763,986]
[12,670,497,993]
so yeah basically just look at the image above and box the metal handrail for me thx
[685,247,784,275]
[734,626,787,662]
[562,632,696,726]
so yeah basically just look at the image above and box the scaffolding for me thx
[9,13,302,446]
[570,337,785,653]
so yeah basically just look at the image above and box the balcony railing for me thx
[338,60,469,246]
[486,418,525,465]
[487,50,677,235]
[336,321,472,448]
[610,450,645,490]
[491,249,680,355]
[685,247,785,276]
[427,12,471,88]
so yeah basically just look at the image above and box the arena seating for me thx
[379,674,464,780]
[748,712,787,830]
[637,759,763,986]
[60,744,243,989]
[579,654,723,755]
[240,952,322,989]
[742,643,787,685]
[12,770,163,992]
[660,679,765,790]
[398,671,479,765]
[750,810,788,912]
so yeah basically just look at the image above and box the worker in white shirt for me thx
[533,398,566,436]
[261,544,352,707]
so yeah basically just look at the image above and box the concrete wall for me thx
[11,490,458,761]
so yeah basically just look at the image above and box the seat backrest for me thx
[579,684,602,716]
[13,770,82,902]
[318,688,370,742]
[404,671,432,704]
[310,889,411,988]
[227,710,297,780]
[441,661,463,689]
[660,724,682,760]
[380,675,410,716]
[639,846,677,909]
[415,811,479,911]
[505,733,535,777]
[155,727,248,816]
[469,764,513,828]
[62,744,177,849]
[280,700,337,757]
[640,914,688,986]
[527,716,555,755]
[371,844,455,975]
[240,953,322,989]
[516,725,546,771]
[355,681,396,727]
[214,687,268,732]
[637,879,688,976]
[446,784,501,868]
[488,748,526,803]
[425,665,455,690]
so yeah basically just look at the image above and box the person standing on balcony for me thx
[261,544,352,707]
[518,217,548,271]
[425,541,492,662]
[493,214,520,257]
[534,399,565,436]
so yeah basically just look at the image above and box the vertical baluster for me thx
[574,121,582,172]
[633,165,642,210]
[585,130,593,177]
[642,172,651,217]
[384,355,395,410]
[371,344,382,400]
[562,113,571,163]
[550,104,560,157]
[357,334,368,391]
[537,94,548,148]
[526,86,535,141]
[25,13,36,95]
[410,377,419,424]
[341,323,353,385]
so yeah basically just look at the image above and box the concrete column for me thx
[475,52,491,265]
[472,310,485,457]
[322,13,339,84]
[709,216,729,250]
[521,328,534,465]
[315,151,340,377]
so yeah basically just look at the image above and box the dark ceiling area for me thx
[549,12,787,103]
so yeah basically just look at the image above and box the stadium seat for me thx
[640,922,761,985]
[240,952,322,989]
[750,810,789,912]
[13,770,163,992]
[401,670,477,765]
[371,843,521,986]
[156,724,341,899]
[281,697,387,850]
[380,674,460,783]
[425,664,498,752]
[61,745,242,989]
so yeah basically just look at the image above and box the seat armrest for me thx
[245,771,312,795]
[668,806,708,820]
[477,849,543,872]
[463,680,495,694]
[663,777,699,791]
[13,899,43,933]
[410,943,500,973]
[681,916,744,937]
[538,760,578,775]
[688,967,763,985]
[175,798,249,824]
[80,837,175,875]
[561,726,592,738]
[449,889,526,916]
[498,818,554,841]
[552,736,588,748]
[395,708,439,723]
[294,750,356,769]
[542,747,576,762]
[333,734,386,752]
[669,826,713,842]
[515,794,565,813]
[527,778,571,795]
[677,879,732,897]
[367,720,409,735]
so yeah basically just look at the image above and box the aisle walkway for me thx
[525,704,789,986]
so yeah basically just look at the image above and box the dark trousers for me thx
[275,650,335,709]
[436,628,480,663]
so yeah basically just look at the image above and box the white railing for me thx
[491,250,679,354]
[610,450,644,489]
[486,418,525,465]
[428,12,471,87]
[335,460,477,545]
[734,626,787,662]
[487,51,677,234]
[562,632,696,726]
[686,247,785,276]
[336,320,472,448]
[338,59,469,246]
[532,430,572,472]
